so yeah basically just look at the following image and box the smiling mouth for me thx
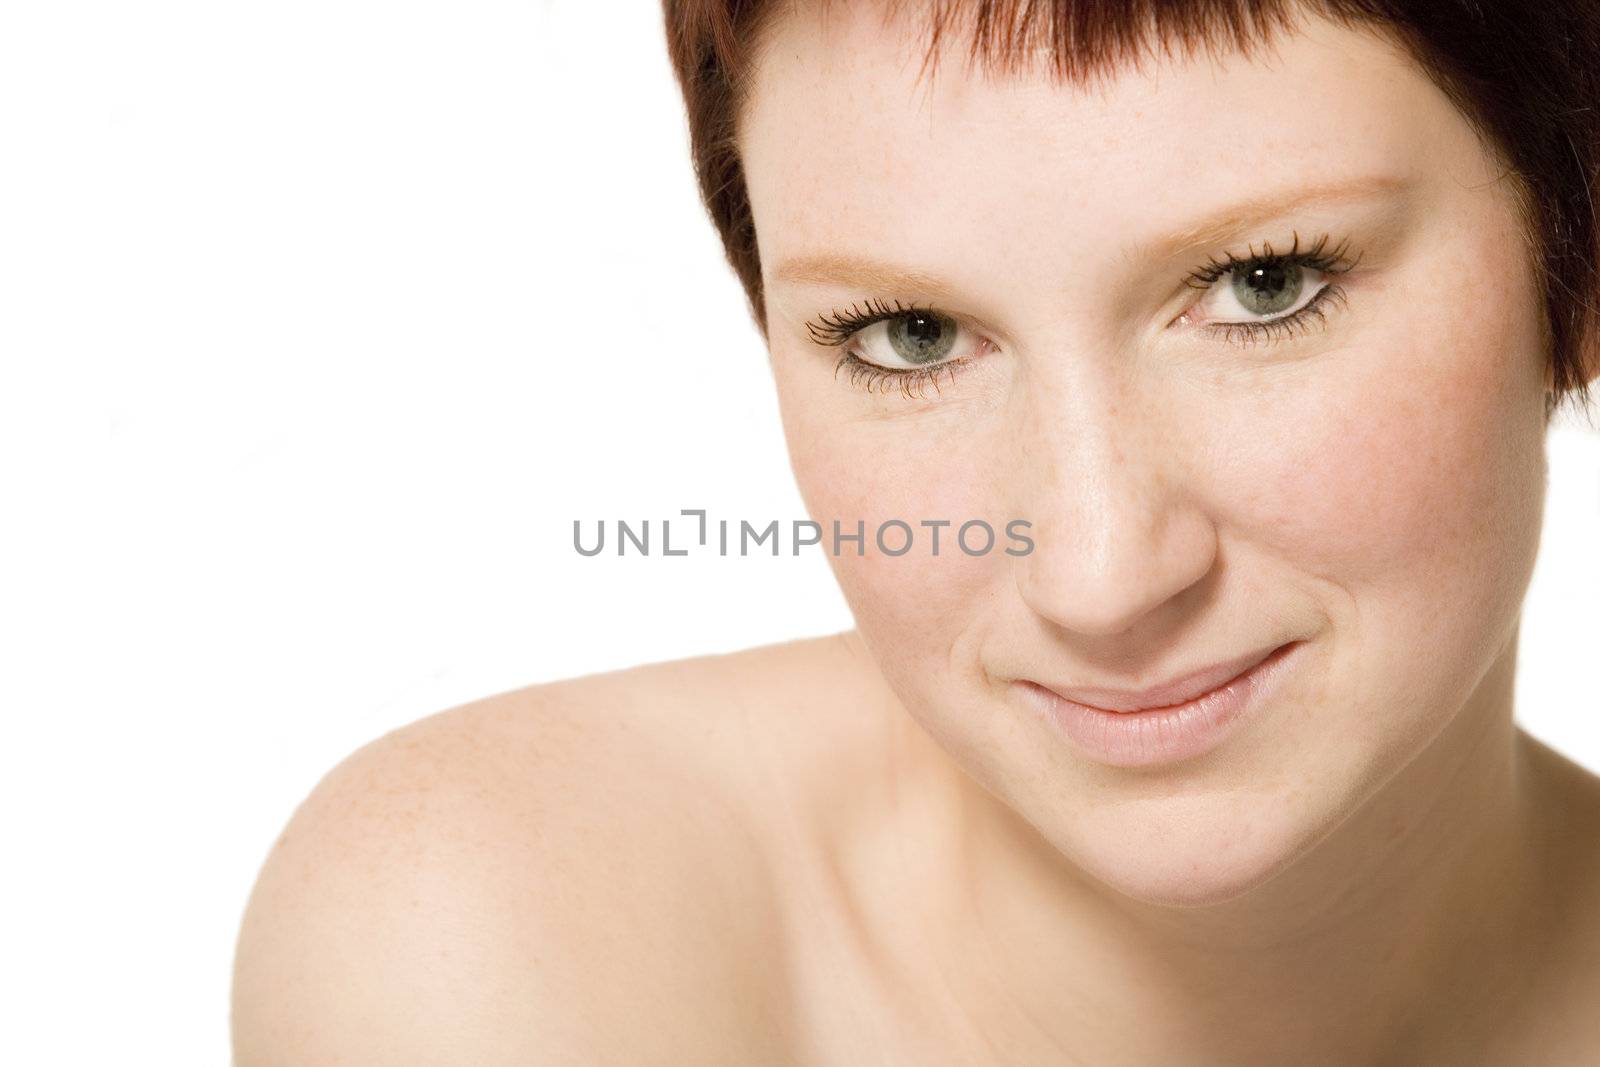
[1020,640,1306,767]
[1028,641,1297,714]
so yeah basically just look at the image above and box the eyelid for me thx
[804,296,998,351]
[1200,283,1348,345]
[805,230,1363,372]
[804,296,914,347]
[802,299,994,399]
[1167,231,1362,344]
[834,350,975,399]
[1184,231,1361,289]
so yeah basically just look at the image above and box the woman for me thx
[232,1,1600,1062]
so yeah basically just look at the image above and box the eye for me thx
[804,298,990,369]
[803,298,995,398]
[1176,233,1361,340]
[1190,260,1330,325]
[843,309,972,369]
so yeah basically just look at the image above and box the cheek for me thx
[777,388,1011,663]
[1210,263,1548,722]
[1242,299,1543,586]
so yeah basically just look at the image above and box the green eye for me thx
[884,310,958,365]
[1193,258,1327,329]
[805,297,990,397]
[1231,261,1305,316]
[1185,233,1358,336]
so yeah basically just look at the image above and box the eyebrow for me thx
[772,254,964,302]
[769,174,1411,295]
[1140,174,1411,260]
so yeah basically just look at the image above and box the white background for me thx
[1,1,1596,1062]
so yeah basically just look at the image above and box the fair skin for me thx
[231,7,1600,1066]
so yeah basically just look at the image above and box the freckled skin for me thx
[748,2,1550,903]
[736,4,1600,1061]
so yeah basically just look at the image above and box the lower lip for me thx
[1021,641,1302,768]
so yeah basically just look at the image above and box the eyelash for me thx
[1183,232,1359,344]
[807,297,973,399]
[805,233,1362,397]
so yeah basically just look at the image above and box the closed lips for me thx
[1031,642,1290,713]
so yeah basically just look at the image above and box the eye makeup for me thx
[1179,231,1362,345]
[801,231,1364,398]
[806,297,990,399]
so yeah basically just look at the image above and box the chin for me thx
[1039,787,1347,909]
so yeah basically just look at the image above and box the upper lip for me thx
[1029,642,1290,713]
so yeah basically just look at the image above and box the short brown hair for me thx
[661,0,1599,416]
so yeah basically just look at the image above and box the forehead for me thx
[739,4,1492,310]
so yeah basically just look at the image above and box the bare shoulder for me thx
[231,631,875,1066]
[1521,728,1600,887]
[1506,731,1600,1060]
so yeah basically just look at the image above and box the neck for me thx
[897,636,1556,1061]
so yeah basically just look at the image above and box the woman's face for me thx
[740,6,1551,904]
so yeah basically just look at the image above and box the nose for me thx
[1012,387,1219,639]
